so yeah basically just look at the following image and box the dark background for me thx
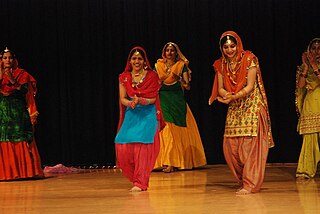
[0,0,318,166]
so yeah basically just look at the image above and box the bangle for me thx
[235,89,247,99]
[242,88,248,96]
[127,101,135,108]
[235,91,241,99]
[139,97,150,105]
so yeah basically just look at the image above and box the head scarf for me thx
[307,38,320,54]
[161,42,191,71]
[295,38,320,116]
[209,31,256,104]
[156,42,192,84]
[123,46,152,74]
[117,46,165,131]
[120,46,160,98]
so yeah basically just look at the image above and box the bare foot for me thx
[163,166,175,173]
[236,188,251,195]
[237,186,244,191]
[130,186,142,192]
[296,176,311,183]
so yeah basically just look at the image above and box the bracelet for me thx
[235,89,247,99]
[242,88,248,96]
[235,91,241,99]
[139,97,150,105]
[127,101,135,109]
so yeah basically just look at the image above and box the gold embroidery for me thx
[224,83,261,137]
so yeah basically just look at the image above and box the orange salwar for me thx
[223,105,270,192]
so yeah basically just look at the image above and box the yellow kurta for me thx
[296,67,320,178]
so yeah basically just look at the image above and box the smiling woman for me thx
[154,42,207,173]
[209,31,274,195]
[114,46,165,192]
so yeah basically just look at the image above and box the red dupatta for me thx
[117,46,165,131]
[0,67,38,122]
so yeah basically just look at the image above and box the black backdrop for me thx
[0,0,319,166]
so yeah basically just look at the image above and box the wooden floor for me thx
[0,164,319,214]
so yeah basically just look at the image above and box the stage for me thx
[0,164,319,213]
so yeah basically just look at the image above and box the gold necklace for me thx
[131,71,146,88]
[165,61,175,74]
[131,69,144,77]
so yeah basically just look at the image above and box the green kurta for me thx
[160,82,186,127]
[159,66,188,127]
[0,83,33,142]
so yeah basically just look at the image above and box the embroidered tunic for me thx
[224,81,261,137]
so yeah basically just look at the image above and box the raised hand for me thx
[302,52,308,65]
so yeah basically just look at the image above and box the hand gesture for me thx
[132,95,139,105]
[307,52,317,69]
[302,52,308,65]
[4,68,16,84]
[172,73,182,81]
[301,52,309,73]
[30,115,38,125]
[128,95,139,109]
[217,96,232,104]
[0,62,4,78]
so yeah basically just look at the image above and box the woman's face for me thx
[310,41,320,61]
[1,52,14,68]
[165,45,177,60]
[222,41,237,60]
[130,51,145,72]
